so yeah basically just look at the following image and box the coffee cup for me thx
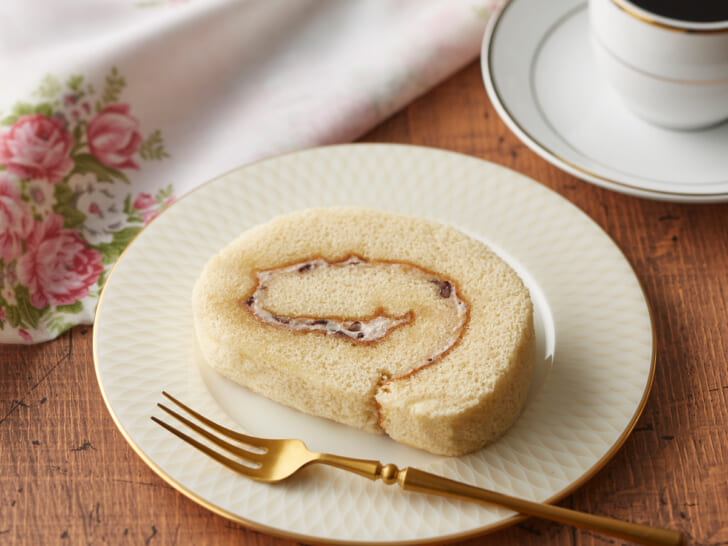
[589,0,728,130]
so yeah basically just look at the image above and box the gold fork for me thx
[152,392,684,546]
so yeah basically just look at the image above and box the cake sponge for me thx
[192,207,534,456]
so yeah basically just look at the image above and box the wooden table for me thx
[2,61,727,545]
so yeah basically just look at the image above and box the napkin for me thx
[0,0,502,344]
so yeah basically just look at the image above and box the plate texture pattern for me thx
[94,144,653,544]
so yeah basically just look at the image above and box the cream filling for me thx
[243,256,468,346]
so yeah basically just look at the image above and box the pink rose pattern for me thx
[132,192,156,210]
[87,104,142,170]
[0,174,33,263]
[134,192,176,224]
[0,114,74,183]
[17,213,104,308]
[0,68,173,343]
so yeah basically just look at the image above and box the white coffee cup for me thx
[589,0,728,130]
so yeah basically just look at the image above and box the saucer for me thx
[481,0,728,203]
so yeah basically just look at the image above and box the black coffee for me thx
[628,0,728,23]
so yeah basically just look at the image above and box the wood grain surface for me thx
[2,61,727,546]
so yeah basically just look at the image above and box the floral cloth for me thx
[0,0,502,344]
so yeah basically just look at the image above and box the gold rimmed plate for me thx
[94,144,654,544]
[482,0,728,202]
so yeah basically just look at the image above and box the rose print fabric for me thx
[0,0,503,344]
[0,70,174,343]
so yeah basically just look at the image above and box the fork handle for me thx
[397,467,684,546]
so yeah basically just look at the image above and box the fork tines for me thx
[152,392,266,477]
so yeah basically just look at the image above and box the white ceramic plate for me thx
[94,144,654,544]
[482,0,728,203]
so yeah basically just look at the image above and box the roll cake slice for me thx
[192,207,534,456]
